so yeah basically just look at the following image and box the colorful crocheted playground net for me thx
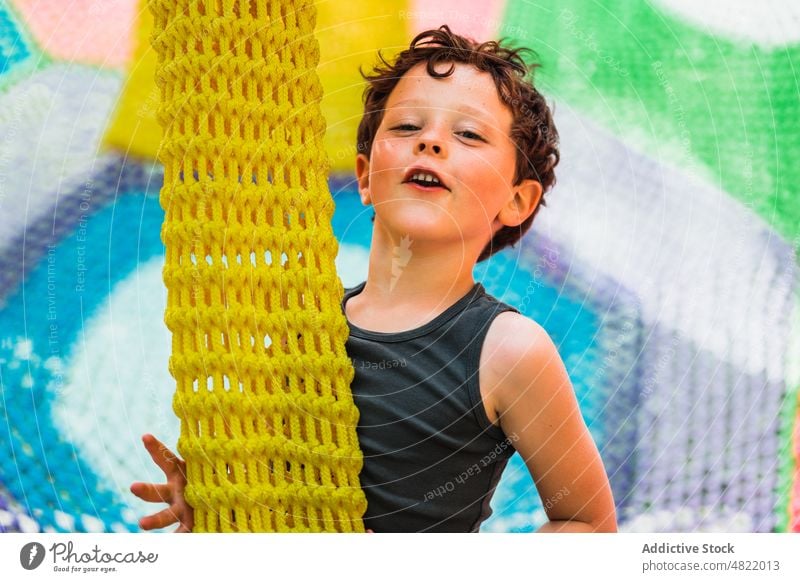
[149,0,366,532]
[0,0,798,533]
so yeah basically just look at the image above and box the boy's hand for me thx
[131,433,372,534]
[130,434,194,533]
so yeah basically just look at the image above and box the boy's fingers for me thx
[138,505,180,531]
[171,497,194,530]
[130,482,172,504]
[174,458,188,480]
[142,434,179,476]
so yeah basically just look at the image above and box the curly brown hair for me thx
[356,24,559,262]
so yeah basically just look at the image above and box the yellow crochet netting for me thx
[104,3,161,158]
[150,0,367,532]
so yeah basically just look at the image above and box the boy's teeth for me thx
[412,172,440,185]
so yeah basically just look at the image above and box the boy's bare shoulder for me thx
[484,310,555,366]
[481,310,561,412]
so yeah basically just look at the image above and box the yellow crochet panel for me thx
[104,4,161,159]
[150,0,367,532]
[105,0,409,170]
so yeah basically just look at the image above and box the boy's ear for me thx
[497,179,543,228]
[355,154,372,206]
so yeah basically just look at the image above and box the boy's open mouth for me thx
[402,167,450,191]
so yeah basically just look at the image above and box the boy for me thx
[131,25,617,533]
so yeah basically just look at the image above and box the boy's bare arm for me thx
[491,316,617,533]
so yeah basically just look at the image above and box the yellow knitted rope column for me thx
[150,0,367,532]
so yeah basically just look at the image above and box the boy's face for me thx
[355,61,541,257]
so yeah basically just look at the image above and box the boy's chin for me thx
[376,218,479,257]
[375,208,457,239]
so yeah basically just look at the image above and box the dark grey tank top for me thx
[342,281,519,532]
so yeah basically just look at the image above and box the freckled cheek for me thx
[459,151,496,180]
[370,138,402,169]
[463,154,513,193]
[454,164,496,197]
[366,140,405,199]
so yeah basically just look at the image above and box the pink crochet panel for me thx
[10,0,139,68]
[409,0,506,42]
[793,409,800,532]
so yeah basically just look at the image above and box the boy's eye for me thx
[391,125,484,142]
[458,130,484,141]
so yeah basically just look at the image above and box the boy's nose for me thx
[413,123,448,157]
[416,141,444,156]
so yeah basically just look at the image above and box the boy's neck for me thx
[357,223,479,310]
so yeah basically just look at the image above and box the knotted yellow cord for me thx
[150,0,366,532]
